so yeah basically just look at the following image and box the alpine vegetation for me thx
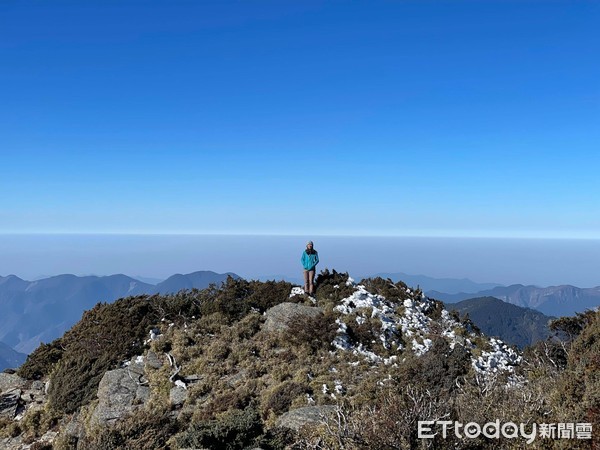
[0,270,597,449]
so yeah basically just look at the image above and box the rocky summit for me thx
[0,270,597,449]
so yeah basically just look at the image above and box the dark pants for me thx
[304,269,316,295]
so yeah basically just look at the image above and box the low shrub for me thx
[359,277,411,301]
[286,310,339,353]
[18,340,64,380]
[263,381,311,417]
[174,406,263,450]
[314,269,355,305]
[75,409,177,450]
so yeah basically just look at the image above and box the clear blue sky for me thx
[1,1,599,237]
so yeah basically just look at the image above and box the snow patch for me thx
[288,283,522,378]
[472,338,522,374]
[289,287,305,298]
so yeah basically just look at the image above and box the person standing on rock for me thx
[301,240,319,295]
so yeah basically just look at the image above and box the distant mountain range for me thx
[2,269,598,361]
[0,271,238,355]
[0,341,27,372]
[429,284,600,317]
[370,272,501,294]
[255,272,502,294]
[446,297,555,349]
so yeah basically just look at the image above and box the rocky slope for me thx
[0,271,595,449]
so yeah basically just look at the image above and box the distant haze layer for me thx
[1,234,599,288]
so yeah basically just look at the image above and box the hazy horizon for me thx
[1,233,599,288]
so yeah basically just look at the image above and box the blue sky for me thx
[1,1,599,237]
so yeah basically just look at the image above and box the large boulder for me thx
[0,373,48,424]
[276,405,337,431]
[0,373,26,393]
[0,389,20,419]
[263,303,324,333]
[91,361,150,426]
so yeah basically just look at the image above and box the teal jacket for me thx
[301,250,319,271]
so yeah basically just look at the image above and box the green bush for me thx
[175,407,264,450]
[42,291,206,413]
[314,269,355,305]
[549,310,596,341]
[75,409,177,450]
[359,277,411,301]
[554,309,600,426]
[18,340,64,380]
[246,280,294,312]
[345,317,380,352]
[423,299,445,321]
[263,381,311,417]
[199,277,292,322]
[286,310,338,352]
[45,296,156,413]
[260,426,296,450]
[395,335,471,398]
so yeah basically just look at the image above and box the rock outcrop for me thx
[276,405,337,431]
[0,373,29,420]
[0,373,26,393]
[91,360,150,426]
[263,302,323,333]
[0,389,20,418]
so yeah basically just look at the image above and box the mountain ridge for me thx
[446,296,555,349]
[429,284,600,316]
[0,340,27,372]
[370,272,502,294]
[0,271,240,354]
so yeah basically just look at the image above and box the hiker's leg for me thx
[308,269,315,294]
[304,270,309,292]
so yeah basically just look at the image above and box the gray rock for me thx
[0,389,21,419]
[183,374,202,384]
[136,384,150,404]
[145,350,164,370]
[0,436,23,450]
[31,380,45,391]
[92,362,149,426]
[20,379,46,404]
[276,405,337,431]
[64,411,85,441]
[263,303,324,333]
[0,373,26,394]
[19,389,41,404]
[7,431,59,450]
[224,370,247,388]
[170,386,188,407]
[39,430,58,445]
